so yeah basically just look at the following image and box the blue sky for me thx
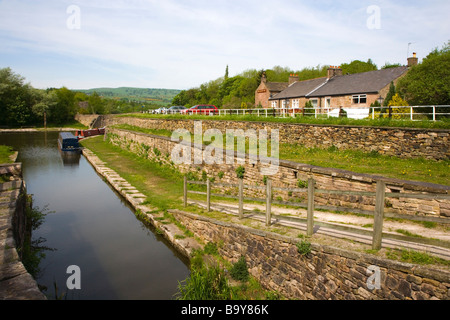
[0,0,449,90]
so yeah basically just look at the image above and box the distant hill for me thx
[75,87,181,105]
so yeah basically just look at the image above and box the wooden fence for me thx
[183,176,450,250]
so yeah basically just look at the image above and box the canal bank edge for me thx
[0,163,47,300]
[81,146,450,300]
[81,147,202,259]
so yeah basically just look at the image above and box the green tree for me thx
[88,91,105,114]
[32,90,57,127]
[340,59,378,75]
[397,41,450,106]
[49,87,76,124]
[0,67,35,126]
[225,65,229,81]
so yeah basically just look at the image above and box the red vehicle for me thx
[184,105,218,115]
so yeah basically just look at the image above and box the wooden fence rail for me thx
[183,176,450,250]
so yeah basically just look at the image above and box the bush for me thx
[235,166,245,179]
[296,240,311,256]
[176,266,233,300]
[230,256,250,282]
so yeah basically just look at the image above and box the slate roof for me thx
[269,66,409,100]
[270,77,328,100]
[265,82,289,93]
[309,66,408,97]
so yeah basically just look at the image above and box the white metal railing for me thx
[147,106,450,121]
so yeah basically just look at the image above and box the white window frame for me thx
[352,94,367,104]
[271,101,277,109]
[292,99,300,109]
[325,97,331,109]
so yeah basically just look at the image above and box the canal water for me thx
[0,131,190,300]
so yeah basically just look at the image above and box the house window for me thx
[311,99,318,109]
[271,101,277,108]
[282,100,288,109]
[353,94,367,104]
[325,98,331,109]
[292,99,300,109]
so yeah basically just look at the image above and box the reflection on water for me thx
[59,150,81,167]
[0,131,190,300]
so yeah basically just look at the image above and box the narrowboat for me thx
[58,132,80,152]
[75,127,106,140]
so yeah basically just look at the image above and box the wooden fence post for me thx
[207,178,211,212]
[239,179,244,219]
[266,179,272,226]
[307,178,315,237]
[372,181,386,250]
[183,176,187,207]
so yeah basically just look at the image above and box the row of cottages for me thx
[255,54,419,117]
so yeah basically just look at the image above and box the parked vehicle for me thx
[183,105,218,115]
[167,106,187,114]
[153,107,168,114]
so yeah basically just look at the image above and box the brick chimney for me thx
[289,74,299,85]
[408,52,418,67]
[261,72,267,83]
[327,66,343,79]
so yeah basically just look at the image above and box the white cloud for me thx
[0,0,448,89]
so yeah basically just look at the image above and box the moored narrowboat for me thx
[58,132,80,152]
[75,127,106,140]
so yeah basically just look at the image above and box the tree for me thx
[225,65,229,81]
[397,41,450,106]
[50,87,76,124]
[32,90,57,127]
[88,91,105,114]
[0,67,35,126]
[340,59,378,75]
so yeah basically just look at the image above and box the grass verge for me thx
[0,145,15,163]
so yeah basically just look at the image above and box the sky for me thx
[0,0,449,90]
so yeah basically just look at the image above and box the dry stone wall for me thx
[100,116,449,160]
[171,210,450,300]
[107,128,450,219]
[0,164,46,300]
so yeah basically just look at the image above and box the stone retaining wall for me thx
[0,163,46,300]
[98,116,450,160]
[107,128,450,219]
[171,209,450,300]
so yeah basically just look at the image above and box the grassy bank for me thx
[0,145,15,163]
[112,124,449,185]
